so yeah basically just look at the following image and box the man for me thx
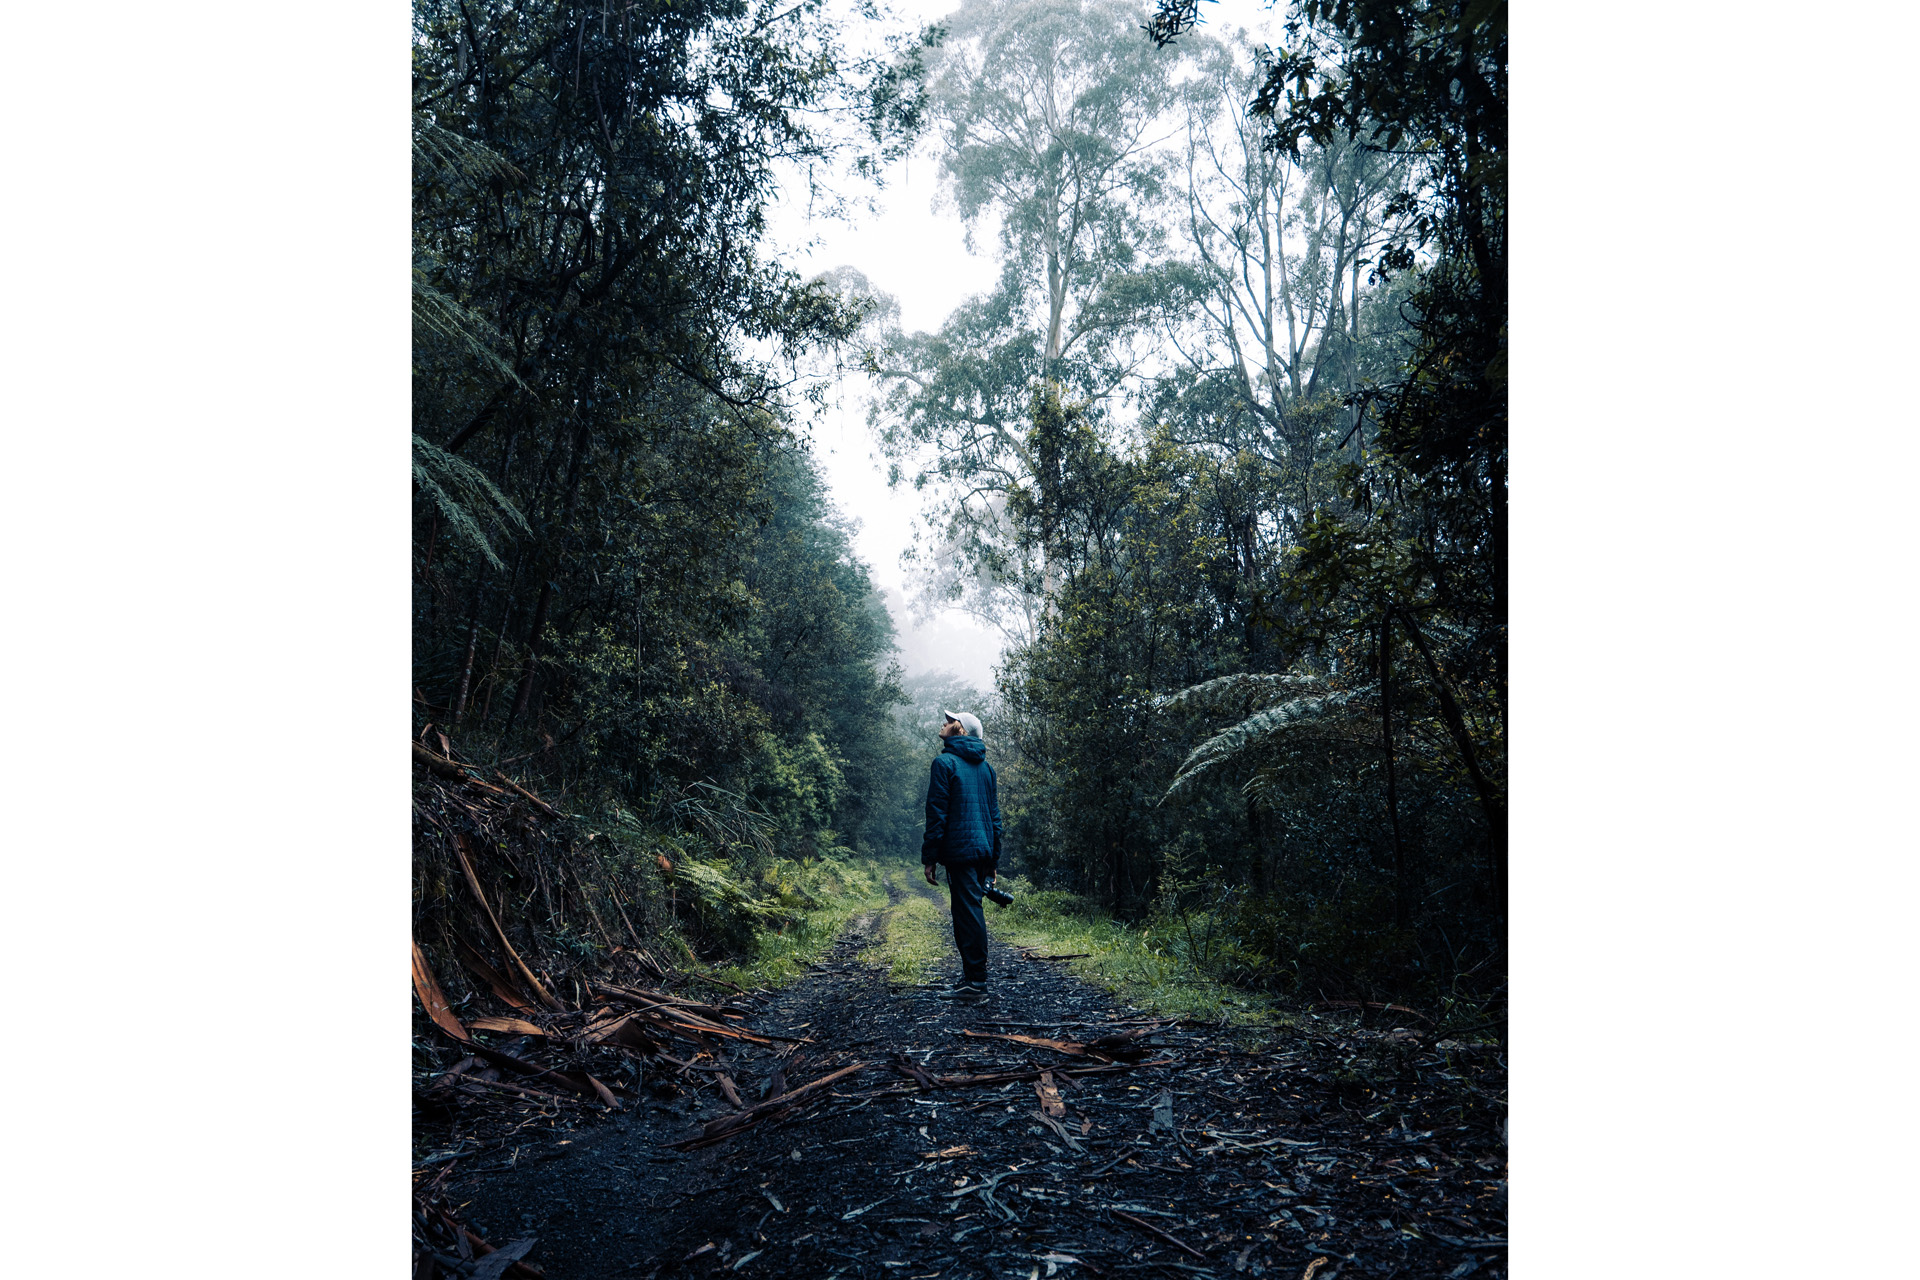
[921,709,1001,1002]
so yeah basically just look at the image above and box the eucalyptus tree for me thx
[1148,38,1413,546]
[1150,0,1509,933]
[868,0,1193,628]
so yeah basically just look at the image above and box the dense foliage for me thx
[411,0,940,967]
[871,0,1507,1001]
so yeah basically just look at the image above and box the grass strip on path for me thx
[863,867,954,984]
[867,866,1285,1029]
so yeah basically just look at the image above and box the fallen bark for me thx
[458,937,539,1011]
[960,1026,1154,1062]
[454,833,565,1013]
[590,981,737,1020]
[585,1003,777,1047]
[413,942,471,1042]
[462,1041,615,1107]
[468,1016,547,1037]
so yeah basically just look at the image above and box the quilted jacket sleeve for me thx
[987,763,1002,871]
[921,756,952,865]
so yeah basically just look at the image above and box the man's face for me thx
[940,717,962,739]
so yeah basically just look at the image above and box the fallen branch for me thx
[962,1029,1091,1057]
[446,1074,577,1108]
[414,743,508,795]
[892,1054,937,1091]
[665,1062,873,1150]
[588,983,771,1033]
[463,1041,615,1107]
[1112,1210,1207,1260]
[961,1027,1154,1062]
[457,937,538,1011]
[494,770,565,819]
[1032,1107,1084,1153]
[414,741,475,781]
[584,1004,775,1047]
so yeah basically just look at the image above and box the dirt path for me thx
[434,875,1506,1280]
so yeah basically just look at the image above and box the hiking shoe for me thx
[936,981,990,1002]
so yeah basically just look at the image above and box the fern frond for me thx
[412,268,529,391]
[1153,671,1325,715]
[1161,686,1378,805]
[412,113,523,186]
[413,434,530,570]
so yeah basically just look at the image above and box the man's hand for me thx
[923,863,938,886]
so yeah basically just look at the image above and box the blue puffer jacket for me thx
[920,735,1001,870]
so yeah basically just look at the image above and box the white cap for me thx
[941,709,984,738]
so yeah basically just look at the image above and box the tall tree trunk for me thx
[505,421,591,735]
[450,581,485,725]
[1380,614,1410,931]
[505,580,553,734]
[1395,607,1505,928]
[420,515,440,577]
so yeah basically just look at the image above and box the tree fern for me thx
[412,112,522,187]
[413,270,530,390]
[1153,672,1326,716]
[412,434,530,571]
[412,112,529,392]
[1161,686,1378,805]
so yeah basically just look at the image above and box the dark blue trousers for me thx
[945,862,990,983]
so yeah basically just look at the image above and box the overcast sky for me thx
[764,0,1285,691]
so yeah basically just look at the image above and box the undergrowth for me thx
[698,853,889,992]
[987,875,1284,1026]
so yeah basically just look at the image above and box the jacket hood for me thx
[942,734,986,763]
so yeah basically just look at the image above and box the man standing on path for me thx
[921,710,1001,1003]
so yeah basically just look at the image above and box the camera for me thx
[983,877,1013,907]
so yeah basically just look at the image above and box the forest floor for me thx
[418,872,1506,1280]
